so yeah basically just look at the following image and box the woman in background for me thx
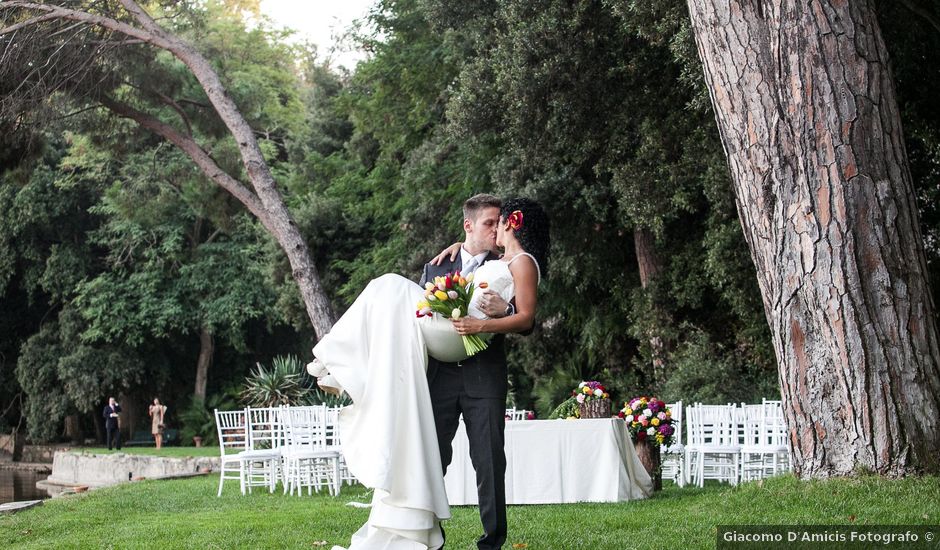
[148,397,168,449]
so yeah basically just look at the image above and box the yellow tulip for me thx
[416,300,429,310]
[434,290,448,301]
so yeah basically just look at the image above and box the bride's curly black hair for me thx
[501,197,550,278]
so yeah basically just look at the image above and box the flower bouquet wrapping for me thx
[416,270,489,357]
[618,397,676,447]
[573,381,611,419]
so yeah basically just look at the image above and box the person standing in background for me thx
[102,397,122,450]
[149,397,168,449]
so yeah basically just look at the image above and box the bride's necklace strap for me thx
[505,252,541,284]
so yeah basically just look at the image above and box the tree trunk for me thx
[63,414,82,445]
[634,228,672,387]
[687,0,940,477]
[634,439,663,492]
[194,327,214,402]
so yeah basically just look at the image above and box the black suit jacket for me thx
[103,404,121,430]
[420,253,508,400]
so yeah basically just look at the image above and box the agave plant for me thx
[241,355,352,408]
[305,385,352,408]
[241,355,309,407]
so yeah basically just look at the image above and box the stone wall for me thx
[46,451,220,488]
[20,445,74,464]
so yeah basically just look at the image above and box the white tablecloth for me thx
[443,418,653,505]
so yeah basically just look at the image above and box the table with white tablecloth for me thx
[443,418,653,505]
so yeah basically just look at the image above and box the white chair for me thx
[281,405,341,496]
[215,409,249,497]
[325,406,357,487]
[684,404,741,487]
[740,399,790,480]
[661,401,684,487]
[505,408,528,421]
[243,407,284,493]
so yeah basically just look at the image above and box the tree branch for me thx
[54,103,107,121]
[98,95,270,228]
[177,98,212,109]
[204,227,223,245]
[0,11,60,34]
[0,1,168,48]
[126,81,194,137]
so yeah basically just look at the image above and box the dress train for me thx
[313,274,449,550]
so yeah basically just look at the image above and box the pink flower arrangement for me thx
[618,396,676,447]
[572,380,609,404]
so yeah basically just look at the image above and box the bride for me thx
[309,198,550,550]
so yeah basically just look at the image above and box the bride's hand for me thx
[452,316,485,335]
[430,242,462,266]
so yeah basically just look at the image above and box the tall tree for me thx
[0,0,336,337]
[686,0,940,476]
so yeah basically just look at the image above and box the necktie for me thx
[462,256,479,275]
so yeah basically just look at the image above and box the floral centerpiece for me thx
[573,381,611,419]
[618,397,676,447]
[416,270,488,356]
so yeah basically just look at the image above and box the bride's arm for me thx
[452,257,539,335]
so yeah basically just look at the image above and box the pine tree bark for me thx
[686,0,940,477]
[194,327,214,402]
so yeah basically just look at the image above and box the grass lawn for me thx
[2,474,938,549]
[75,446,219,458]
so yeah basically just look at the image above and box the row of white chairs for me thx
[214,405,355,497]
[660,400,791,488]
[505,407,533,420]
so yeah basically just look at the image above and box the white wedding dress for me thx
[312,256,534,550]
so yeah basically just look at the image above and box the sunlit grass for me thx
[2,474,938,549]
[75,447,218,458]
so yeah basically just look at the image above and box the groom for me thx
[420,193,513,550]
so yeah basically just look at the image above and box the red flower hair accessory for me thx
[507,210,524,230]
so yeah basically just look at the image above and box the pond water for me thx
[0,469,50,504]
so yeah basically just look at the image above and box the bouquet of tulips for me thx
[416,270,489,357]
[618,396,676,447]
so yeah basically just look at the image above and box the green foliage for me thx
[240,355,309,408]
[5,0,940,441]
[660,329,779,405]
[179,390,239,447]
[14,305,145,442]
[241,355,351,408]
[547,396,579,420]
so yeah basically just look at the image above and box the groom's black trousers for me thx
[430,363,507,550]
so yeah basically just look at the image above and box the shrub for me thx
[241,355,351,408]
